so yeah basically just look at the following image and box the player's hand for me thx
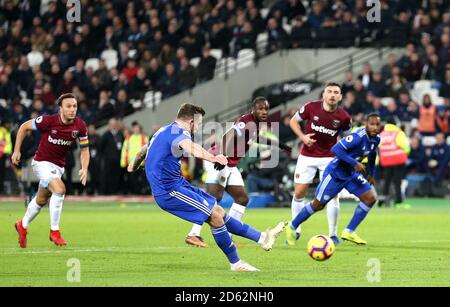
[354,162,366,175]
[212,154,228,170]
[11,151,21,166]
[79,169,88,186]
[301,133,316,147]
[127,163,135,173]
[367,175,375,185]
[278,142,292,153]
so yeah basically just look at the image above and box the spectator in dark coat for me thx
[266,18,288,55]
[439,69,450,98]
[197,47,217,83]
[99,118,124,195]
[407,136,429,174]
[156,63,180,99]
[290,17,310,49]
[177,57,197,91]
[429,133,450,183]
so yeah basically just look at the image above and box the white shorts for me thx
[31,159,65,189]
[294,154,334,184]
[204,161,245,188]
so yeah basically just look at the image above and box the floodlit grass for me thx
[1,198,449,286]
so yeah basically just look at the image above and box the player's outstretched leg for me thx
[341,190,377,245]
[286,200,325,246]
[327,197,341,245]
[207,206,259,271]
[223,213,286,251]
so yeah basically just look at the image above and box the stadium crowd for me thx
[0,0,449,197]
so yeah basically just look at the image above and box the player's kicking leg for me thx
[185,183,225,248]
[207,205,286,271]
[163,184,286,271]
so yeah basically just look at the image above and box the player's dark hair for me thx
[252,96,268,107]
[57,93,77,106]
[177,103,206,120]
[365,112,381,121]
[324,82,342,91]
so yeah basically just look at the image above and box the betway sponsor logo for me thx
[311,122,338,136]
[48,135,73,146]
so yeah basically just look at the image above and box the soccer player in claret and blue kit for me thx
[286,113,382,245]
[185,97,292,247]
[128,103,286,271]
[288,82,352,245]
[12,93,90,248]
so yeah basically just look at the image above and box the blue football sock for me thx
[211,224,240,264]
[346,202,372,232]
[224,214,261,242]
[291,202,315,230]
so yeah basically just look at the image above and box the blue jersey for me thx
[328,128,380,180]
[145,122,192,196]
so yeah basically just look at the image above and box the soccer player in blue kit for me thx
[286,113,382,245]
[128,103,286,271]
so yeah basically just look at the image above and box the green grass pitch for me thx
[1,198,449,286]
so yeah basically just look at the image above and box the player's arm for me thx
[396,130,411,155]
[332,135,365,174]
[79,147,90,186]
[340,117,353,137]
[257,132,292,152]
[128,144,148,173]
[290,111,315,146]
[367,150,377,185]
[78,127,90,186]
[179,139,228,166]
[11,120,34,166]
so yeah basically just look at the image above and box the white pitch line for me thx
[0,246,190,255]
[380,240,450,244]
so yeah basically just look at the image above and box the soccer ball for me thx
[307,235,335,261]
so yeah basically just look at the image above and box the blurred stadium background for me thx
[0,0,449,206]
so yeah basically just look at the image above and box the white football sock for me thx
[229,203,246,222]
[327,197,340,237]
[22,197,42,229]
[257,231,266,244]
[291,196,305,233]
[188,223,203,237]
[49,193,65,231]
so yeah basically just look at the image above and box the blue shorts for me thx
[315,169,372,204]
[154,182,217,225]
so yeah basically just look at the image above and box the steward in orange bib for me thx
[379,116,411,207]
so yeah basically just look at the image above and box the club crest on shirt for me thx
[332,120,341,128]
[51,130,57,134]
[313,116,319,121]
[72,130,79,139]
